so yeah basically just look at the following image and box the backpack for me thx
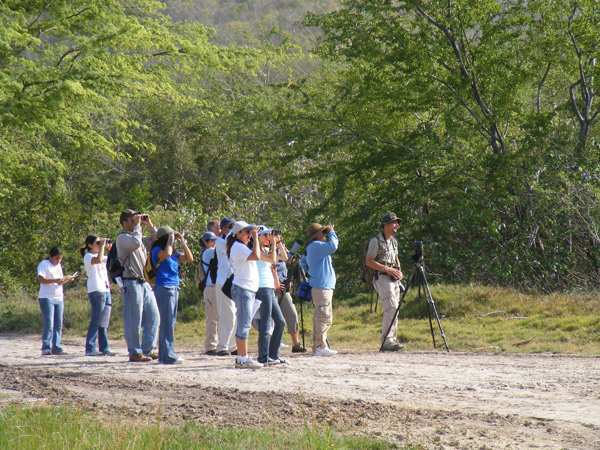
[360,233,390,285]
[143,251,163,285]
[106,239,124,284]
[195,249,218,292]
[360,240,375,285]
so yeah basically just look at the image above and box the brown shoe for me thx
[144,352,159,360]
[129,353,152,362]
[292,343,307,353]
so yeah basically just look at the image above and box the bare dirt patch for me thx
[1,334,599,449]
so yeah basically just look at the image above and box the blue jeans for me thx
[256,287,286,363]
[122,280,160,357]
[231,284,255,340]
[38,298,64,353]
[86,291,111,353]
[154,285,179,364]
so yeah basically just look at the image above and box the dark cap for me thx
[379,212,401,227]
[119,209,137,225]
[220,217,235,229]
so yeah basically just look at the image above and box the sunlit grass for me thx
[0,404,411,450]
[2,283,599,355]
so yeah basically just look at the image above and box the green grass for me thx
[2,283,599,354]
[0,404,413,450]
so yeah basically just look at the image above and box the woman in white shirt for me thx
[37,246,77,356]
[226,221,262,369]
[80,236,115,356]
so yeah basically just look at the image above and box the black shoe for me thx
[216,350,231,356]
[205,350,218,356]
[230,350,238,356]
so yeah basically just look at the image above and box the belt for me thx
[122,277,145,283]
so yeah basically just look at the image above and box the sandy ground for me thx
[1,334,599,449]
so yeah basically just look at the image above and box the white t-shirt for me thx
[84,252,110,293]
[215,234,232,286]
[230,241,259,292]
[37,259,64,301]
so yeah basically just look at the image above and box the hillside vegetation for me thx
[1,0,599,295]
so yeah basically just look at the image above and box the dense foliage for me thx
[1,0,599,294]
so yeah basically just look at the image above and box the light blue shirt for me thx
[257,258,275,289]
[300,230,338,290]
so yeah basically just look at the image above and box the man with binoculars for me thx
[365,212,405,352]
[116,210,160,362]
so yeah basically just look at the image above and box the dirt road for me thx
[1,334,599,449]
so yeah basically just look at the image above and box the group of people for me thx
[36,210,407,366]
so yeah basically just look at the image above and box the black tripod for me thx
[379,241,449,352]
[287,257,308,350]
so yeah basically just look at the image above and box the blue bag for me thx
[298,281,312,302]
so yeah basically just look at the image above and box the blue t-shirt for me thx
[151,247,181,286]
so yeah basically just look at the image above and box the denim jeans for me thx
[122,280,160,357]
[231,284,255,340]
[38,298,64,353]
[86,291,111,353]
[154,285,179,364]
[256,287,286,363]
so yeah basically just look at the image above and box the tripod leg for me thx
[300,300,305,350]
[418,266,449,352]
[379,269,413,352]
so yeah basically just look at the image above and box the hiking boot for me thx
[382,342,406,352]
[41,350,52,356]
[292,343,307,353]
[103,350,116,356]
[144,351,159,360]
[314,347,337,357]
[52,350,67,355]
[216,350,231,357]
[85,350,104,356]
[205,350,218,356]
[235,358,263,369]
[129,353,152,362]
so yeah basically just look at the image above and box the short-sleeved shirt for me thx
[37,259,64,301]
[230,241,259,292]
[367,233,398,266]
[202,248,216,287]
[257,257,275,289]
[151,247,181,287]
[84,252,110,293]
[215,234,232,286]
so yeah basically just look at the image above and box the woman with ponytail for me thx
[81,236,115,357]
[226,221,262,369]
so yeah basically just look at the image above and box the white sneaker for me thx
[173,356,184,364]
[279,343,289,349]
[313,347,337,357]
[235,357,263,369]
[85,350,104,356]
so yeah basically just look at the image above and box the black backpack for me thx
[106,237,124,283]
[196,250,218,292]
